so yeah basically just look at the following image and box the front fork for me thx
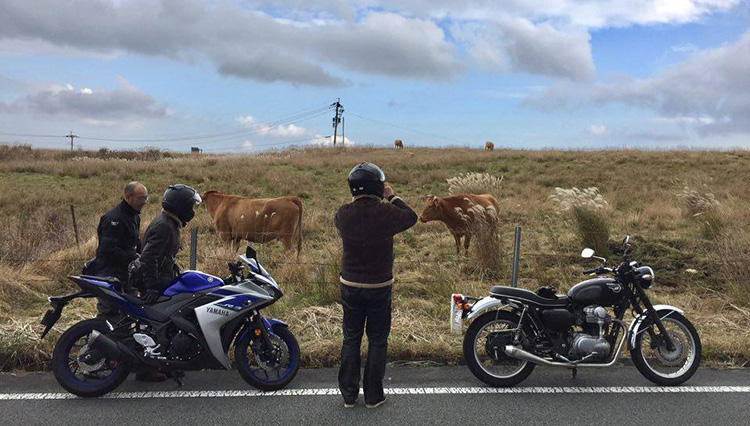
[631,286,676,351]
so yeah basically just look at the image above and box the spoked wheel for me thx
[235,324,300,391]
[463,311,535,387]
[631,312,701,385]
[51,319,130,397]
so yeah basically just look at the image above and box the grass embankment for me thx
[1,144,749,370]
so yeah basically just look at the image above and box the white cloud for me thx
[525,31,750,136]
[235,116,308,137]
[454,17,594,80]
[671,43,698,53]
[309,134,354,146]
[236,115,256,127]
[0,78,167,125]
[242,140,254,150]
[0,0,741,86]
[589,124,608,136]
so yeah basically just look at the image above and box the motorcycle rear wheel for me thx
[51,319,131,397]
[463,310,535,387]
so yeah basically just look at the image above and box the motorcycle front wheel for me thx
[630,312,701,385]
[463,310,535,387]
[235,323,300,391]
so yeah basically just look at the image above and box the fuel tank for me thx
[567,278,625,306]
[163,271,224,296]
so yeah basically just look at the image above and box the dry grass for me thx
[2,145,750,370]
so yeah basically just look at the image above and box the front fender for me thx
[263,317,289,330]
[466,296,516,321]
[628,304,684,350]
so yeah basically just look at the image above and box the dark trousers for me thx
[95,272,132,319]
[338,284,392,404]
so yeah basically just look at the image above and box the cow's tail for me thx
[291,197,303,259]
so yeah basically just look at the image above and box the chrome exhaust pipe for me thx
[504,320,628,369]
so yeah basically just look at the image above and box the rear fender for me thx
[466,296,521,321]
[628,304,684,350]
[40,290,93,338]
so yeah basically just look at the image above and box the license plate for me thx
[449,296,463,335]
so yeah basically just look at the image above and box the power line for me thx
[347,111,471,146]
[76,105,331,143]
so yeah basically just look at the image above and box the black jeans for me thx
[338,284,392,404]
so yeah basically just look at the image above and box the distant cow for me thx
[394,139,404,149]
[202,191,303,258]
[419,194,500,255]
[485,141,494,151]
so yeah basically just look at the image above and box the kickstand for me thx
[570,368,577,379]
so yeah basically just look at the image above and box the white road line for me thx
[1,386,750,401]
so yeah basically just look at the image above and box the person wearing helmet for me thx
[334,162,418,409]
[137,184,202,304]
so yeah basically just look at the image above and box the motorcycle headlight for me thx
[635,266,655,289]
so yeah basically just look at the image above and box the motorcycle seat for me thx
[490,286,569,307]
[80,275,121,284]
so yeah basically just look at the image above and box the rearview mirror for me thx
[245,246,257,260]
[581,248,595,258]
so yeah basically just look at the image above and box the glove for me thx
[141,289,161,304]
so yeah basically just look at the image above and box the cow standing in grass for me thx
[394,139,404,150]
[419,193,499,255]
[202,191,303,259]
[485,141,494,151]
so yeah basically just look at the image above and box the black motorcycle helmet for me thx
[162,184,201,225]
[347,162,386,198]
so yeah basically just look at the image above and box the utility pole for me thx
[330,99,344,146]
[66,130,78,151]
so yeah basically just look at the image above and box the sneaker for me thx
[365,397,387,409]
[344,402,356,408]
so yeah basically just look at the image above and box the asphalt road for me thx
[1,366,749,425]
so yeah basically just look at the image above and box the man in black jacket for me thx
[94,181,148,318]
[334,162,418,409]
[137,184,201,304]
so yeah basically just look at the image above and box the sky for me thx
[0,0,749,153]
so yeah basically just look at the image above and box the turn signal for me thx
[254,329,262,336]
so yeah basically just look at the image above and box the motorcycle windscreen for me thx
[164,271,224,296]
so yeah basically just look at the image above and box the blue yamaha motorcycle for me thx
[40,246,300,397]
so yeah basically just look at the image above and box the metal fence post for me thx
[189,228,198,270]
[511,226,521,287]
[69,205,80,249]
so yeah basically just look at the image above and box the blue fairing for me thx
[163,270,224,296]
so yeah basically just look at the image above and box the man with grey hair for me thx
[93,181,148,318]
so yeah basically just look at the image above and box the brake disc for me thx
[655,331,686,367]
[253,334,290,371]
[77,342,106,375]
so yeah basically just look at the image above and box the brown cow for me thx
[485,141,494,151]
[419,193,500,255]
[202,191,303,258]
[394,139,404,150]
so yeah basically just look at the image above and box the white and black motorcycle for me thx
[451,236,701,386]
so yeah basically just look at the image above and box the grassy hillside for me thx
[2,144,750,370]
